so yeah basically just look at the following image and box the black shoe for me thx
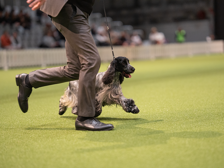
[16,74,32,113]
[75,118,114,131]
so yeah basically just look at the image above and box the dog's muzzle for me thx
[123,66,135,78]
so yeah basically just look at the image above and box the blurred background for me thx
[0,0,224,69]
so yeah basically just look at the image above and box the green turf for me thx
[0,54,224,168]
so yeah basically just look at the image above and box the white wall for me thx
[0,41,223,70]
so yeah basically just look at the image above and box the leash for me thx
[102,0,115,60]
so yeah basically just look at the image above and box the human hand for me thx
[27,0,46,11]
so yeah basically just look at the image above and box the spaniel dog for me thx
[59,56,139,117]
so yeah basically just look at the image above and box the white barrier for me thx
[0,41,223,70]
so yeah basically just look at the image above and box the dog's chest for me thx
[97,78,122,104]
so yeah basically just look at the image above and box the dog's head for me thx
[102,56,135,85]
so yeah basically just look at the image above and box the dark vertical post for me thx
[214,0,224,40]
[134,0,140,7]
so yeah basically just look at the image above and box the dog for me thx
[58,56,139,117]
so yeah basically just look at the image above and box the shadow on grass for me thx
[73,117,222,153]
[25,121,76,130]
[25,117,222,153]
[26,127,75,130]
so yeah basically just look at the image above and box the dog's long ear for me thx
[102,60,116,85]
[119,74,124,84]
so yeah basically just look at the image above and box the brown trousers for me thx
[29,3,101,117]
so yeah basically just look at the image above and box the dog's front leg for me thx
[120,96,139,114]
[95,98,102,117]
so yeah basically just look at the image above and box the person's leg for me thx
[16,40,81,112]
[28,42,81,88]
[52,25,101,117]
[52,4,101,118]
[50,4,113,130]
[15,4,82,113]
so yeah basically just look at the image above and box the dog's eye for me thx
[122,61,127,66]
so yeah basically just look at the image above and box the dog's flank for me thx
[59,56,139,117]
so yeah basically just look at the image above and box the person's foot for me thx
[16,74,32,113]
[75,117,114,131]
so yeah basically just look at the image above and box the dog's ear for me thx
[119,73,124,84]
[102,60,116,85]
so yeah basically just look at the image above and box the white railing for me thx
[0,41,223,70]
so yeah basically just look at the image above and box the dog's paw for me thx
[131,106,140,114]
[59,107,67,115]
[59,101,67,115]
[124,99,140,114]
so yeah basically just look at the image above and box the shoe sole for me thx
[76,127,114,131]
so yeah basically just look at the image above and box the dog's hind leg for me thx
[59,86,76,115]
[59,81,79,115]
[59,95,68,115]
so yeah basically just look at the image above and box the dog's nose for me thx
[131,67,135,72]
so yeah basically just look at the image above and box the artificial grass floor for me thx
[0,54,224,168]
